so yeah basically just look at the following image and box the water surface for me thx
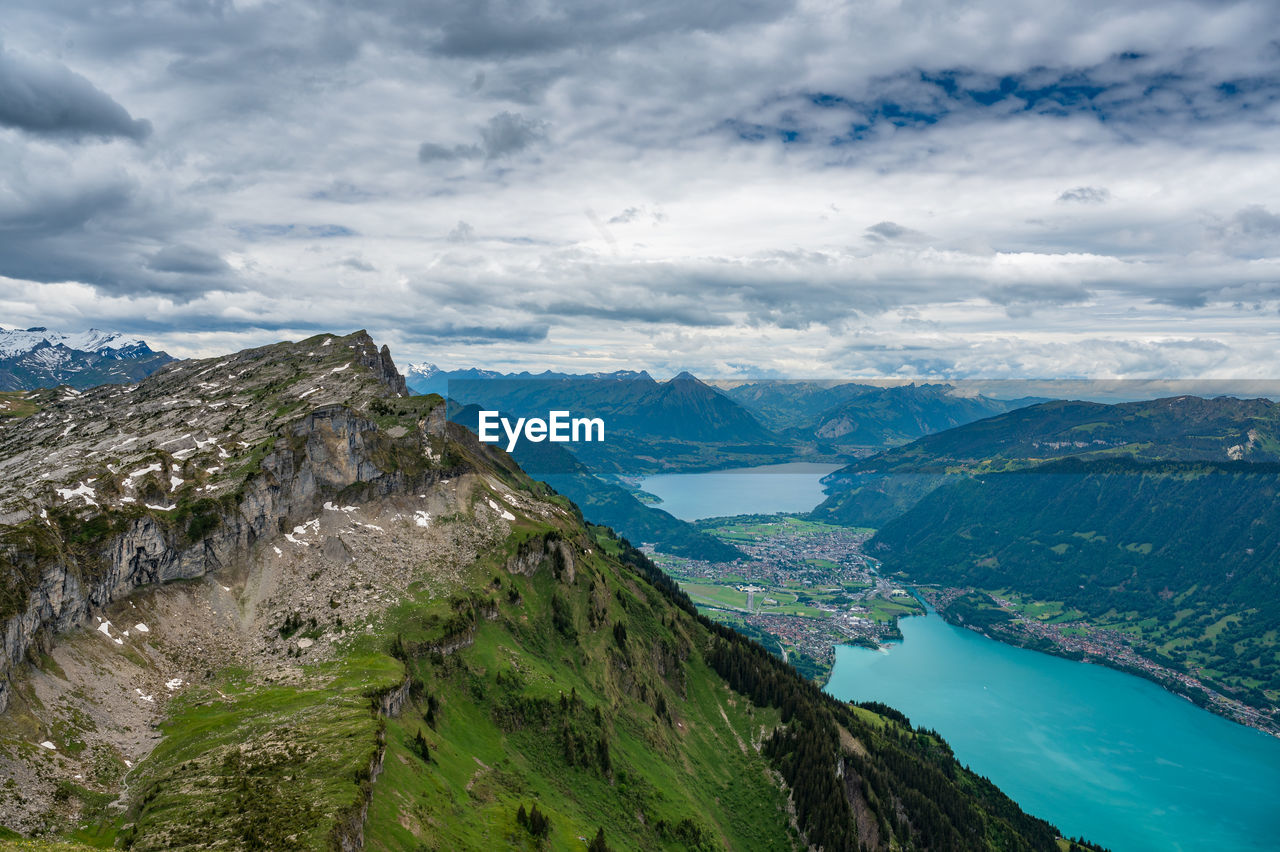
[637,462,841,520]
[825,609,1280,852]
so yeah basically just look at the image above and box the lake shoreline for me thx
[909,585,1280,739]
[825,593,1280,852]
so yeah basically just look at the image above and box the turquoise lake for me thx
[637,462,842,520]
[825,610,1280,851]
[648,464,1280,852]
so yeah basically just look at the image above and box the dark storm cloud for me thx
[0,46,150,141]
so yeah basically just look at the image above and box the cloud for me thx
[1058,186,1111,204]
[1231,205,1280,236]
[478,111,546,158]
[0,45,150,141]
[234,223,357,240]
[401,322,549,344]
[3,0,1280,379]
[146,245,230,275]
[864,221,929,243]
[419,111,546,164]
[414,0,796,58]
[447,220,476,242]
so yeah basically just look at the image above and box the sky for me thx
[1,0,1279,380]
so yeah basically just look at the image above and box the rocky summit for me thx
[0,332,1092,851]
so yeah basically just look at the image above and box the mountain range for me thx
[0,327,173,392]
[0,331,1100,850]
[814,394,1280,729]
[720,380,1044,448]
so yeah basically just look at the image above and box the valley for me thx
[644,515,923,683]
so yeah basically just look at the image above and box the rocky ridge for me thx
[0,331,413,712]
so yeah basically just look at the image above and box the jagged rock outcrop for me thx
[0,332,440,712]
[505,531,575,583]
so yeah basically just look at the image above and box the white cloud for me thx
[0,0,1278,379]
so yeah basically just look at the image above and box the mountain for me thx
[0,326,174,391]
[821,396,1280,730]
[404,363,506,397]
[723,380,1043,450]
[849,395,1280,473]
[811,394,1280,527]
[448,402,744,562]
[411,365,787,473]
[0,332,1099,850]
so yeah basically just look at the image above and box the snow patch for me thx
[39,741,56,751]
[56,482,98,506]
[127,463,161,481]
[169,476,184,490]
[165,678,183,691]
[135,689,154,703]
[414,510,430,527]
[145,503,177,511]
[134,623,149,633]
[487,498,516,521]
[299,387,320,399]
[330,364,350,373]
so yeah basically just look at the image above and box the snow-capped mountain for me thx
[0,326,174,391]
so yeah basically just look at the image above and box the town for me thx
[645,515,923,683]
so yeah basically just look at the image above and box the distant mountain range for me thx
[0,326,173,391]
[409,365,1044,466]
[721,380,1044,449]
[409,365,784,473]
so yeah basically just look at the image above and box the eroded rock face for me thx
[0,331,437,712]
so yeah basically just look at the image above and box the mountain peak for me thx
[0,326,173,391]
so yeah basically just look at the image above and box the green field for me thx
[695,514,867,540]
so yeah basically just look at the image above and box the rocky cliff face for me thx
[0,331,430,712]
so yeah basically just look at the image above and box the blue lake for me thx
[637,462,842,520]
[651,464,1280,852]
[826,609,1280,852]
